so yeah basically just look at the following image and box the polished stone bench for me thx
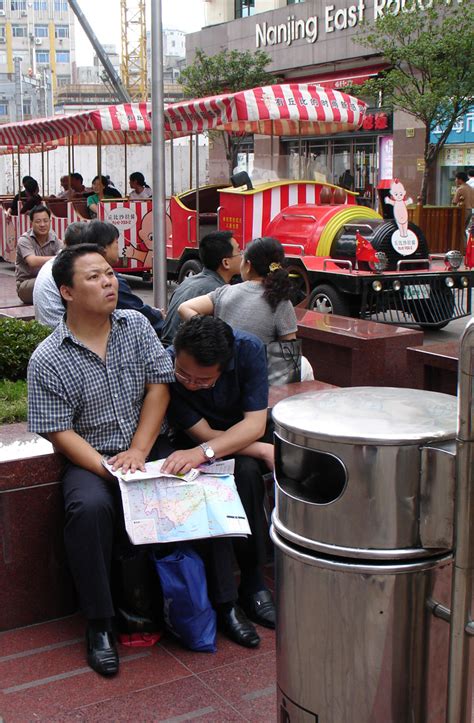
[407,341,459,396]
[0,269,35,320]
[0,423,76,631]
[296,308,424,388]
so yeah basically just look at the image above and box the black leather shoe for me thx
[239,589,276,629]
[86,627,119,676]
[217,604,260,648]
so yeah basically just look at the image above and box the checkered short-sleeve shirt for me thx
[27,310,175,455]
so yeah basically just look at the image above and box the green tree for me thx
[356,1,474,203]
[180,48,276,174]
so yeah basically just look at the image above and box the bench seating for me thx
[407,341,459,396]
[296,308,424,388]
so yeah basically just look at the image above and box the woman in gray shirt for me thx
[178,236,298,344]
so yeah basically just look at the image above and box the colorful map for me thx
[111,461,251,544]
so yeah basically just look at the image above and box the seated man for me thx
[28,244,174,677]
[162,316,275,648]
[33,221,88,327]
[84,221,165,335]
[161,231,241,347]
[15,205,62,304]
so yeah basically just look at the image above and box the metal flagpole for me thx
[151,0,167,310]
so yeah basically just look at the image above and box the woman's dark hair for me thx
[84,220,120,248]
[52,243,106,305]
[92,175,109,187]
[174,315,234,369]
[244,236,291,311]
[22,175,35,186]
[23,178,40,195]
[130,171,149,188]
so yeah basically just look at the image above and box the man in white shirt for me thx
[33,222,88,326]
[467,169,474,189]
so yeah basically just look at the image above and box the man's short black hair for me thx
[83,220,119,248]
[456,171,468,183]
[468,169,474,178]
[174,315,234,368]
[71,172,83,183]
[64,221,88,247]
[52,244,106,300]
[199,231,234,271]
[29,204,51,221]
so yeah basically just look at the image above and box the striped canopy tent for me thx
[0,103,152,146]
[164,84,367,137]
[0,141,59,155]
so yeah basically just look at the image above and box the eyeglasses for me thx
[229,250,243,258]
[174,365,218,389]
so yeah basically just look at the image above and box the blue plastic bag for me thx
[152,545,217,653]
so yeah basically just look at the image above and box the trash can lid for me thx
[272,387,457,444]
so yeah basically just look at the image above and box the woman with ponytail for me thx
[178,236,298,345]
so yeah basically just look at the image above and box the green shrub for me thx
[0,379,28,423]
[0,318,51,381]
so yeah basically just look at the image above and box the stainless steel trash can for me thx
[271,387,457,723]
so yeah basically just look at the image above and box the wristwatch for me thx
[199,442,215,464]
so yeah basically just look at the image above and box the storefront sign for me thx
[431,106,474,145]
[256,0,463,48]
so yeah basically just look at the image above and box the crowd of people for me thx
[12,170,152,303]
[17,197,306,678]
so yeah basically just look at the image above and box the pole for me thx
[195,132,200,244]
[151,0,167,310]
[447,317,474,722]
[124,131,128,196]
[41,143,45,195]
[170,134,175,196]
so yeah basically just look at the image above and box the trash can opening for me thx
[275,436,347,505]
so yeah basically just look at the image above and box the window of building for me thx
[35,49,49,63]
[33,0,47,9]
[55,25,69,38]
[0,26,5,38]
[235,0,255,18]
[0,51,6,63]
[0,1,5,10]
[54,0,68,11]
[34,25,48,37]
[22,99,31,116]
[287,0,305,4]
[12,24,28,37]
[55,50,70,63]
[10,0,26,10]
[0,102,8,115]
[56,74,70,86]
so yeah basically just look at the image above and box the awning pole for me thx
[11,153,15,195]
[97,130,102,180]
[170,134,175,196]
[46,148,50,195]
[189,133,193,188]
[17,146,21,207]
[270,120,274,172]
[28,152,31,176]
[151,0,167,310]
[298,123,302,179]
[41,143,45,195]
[195,132,200,243]
[124,132,128,197]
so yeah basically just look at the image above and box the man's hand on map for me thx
[161,447,205,475]
[108,447,147,474]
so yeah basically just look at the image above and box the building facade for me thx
[0,0,75,121]
[189,0,432,204]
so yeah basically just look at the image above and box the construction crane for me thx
[66,0,131,103]
[120,0,148,101]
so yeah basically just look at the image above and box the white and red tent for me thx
[0,84,366,147]
[0,103,152,146]
[164,84,367,137]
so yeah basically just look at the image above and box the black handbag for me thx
[266,339,302,386]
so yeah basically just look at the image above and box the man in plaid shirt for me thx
[28,243,174,677]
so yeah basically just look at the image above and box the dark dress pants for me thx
[202,454,268,604]
[62,436,174,620]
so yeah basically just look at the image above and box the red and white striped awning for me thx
[0,103,152,146]
[0,140,59,155]
[165,84,367,137]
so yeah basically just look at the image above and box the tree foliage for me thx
[180,48,276,174]
[357,1,474,202]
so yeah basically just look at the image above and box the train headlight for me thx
[461,276,469,287]
[444,250,463,270]
[392,280,401,292]
[372,280,383,292]
[445,277,455,288]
